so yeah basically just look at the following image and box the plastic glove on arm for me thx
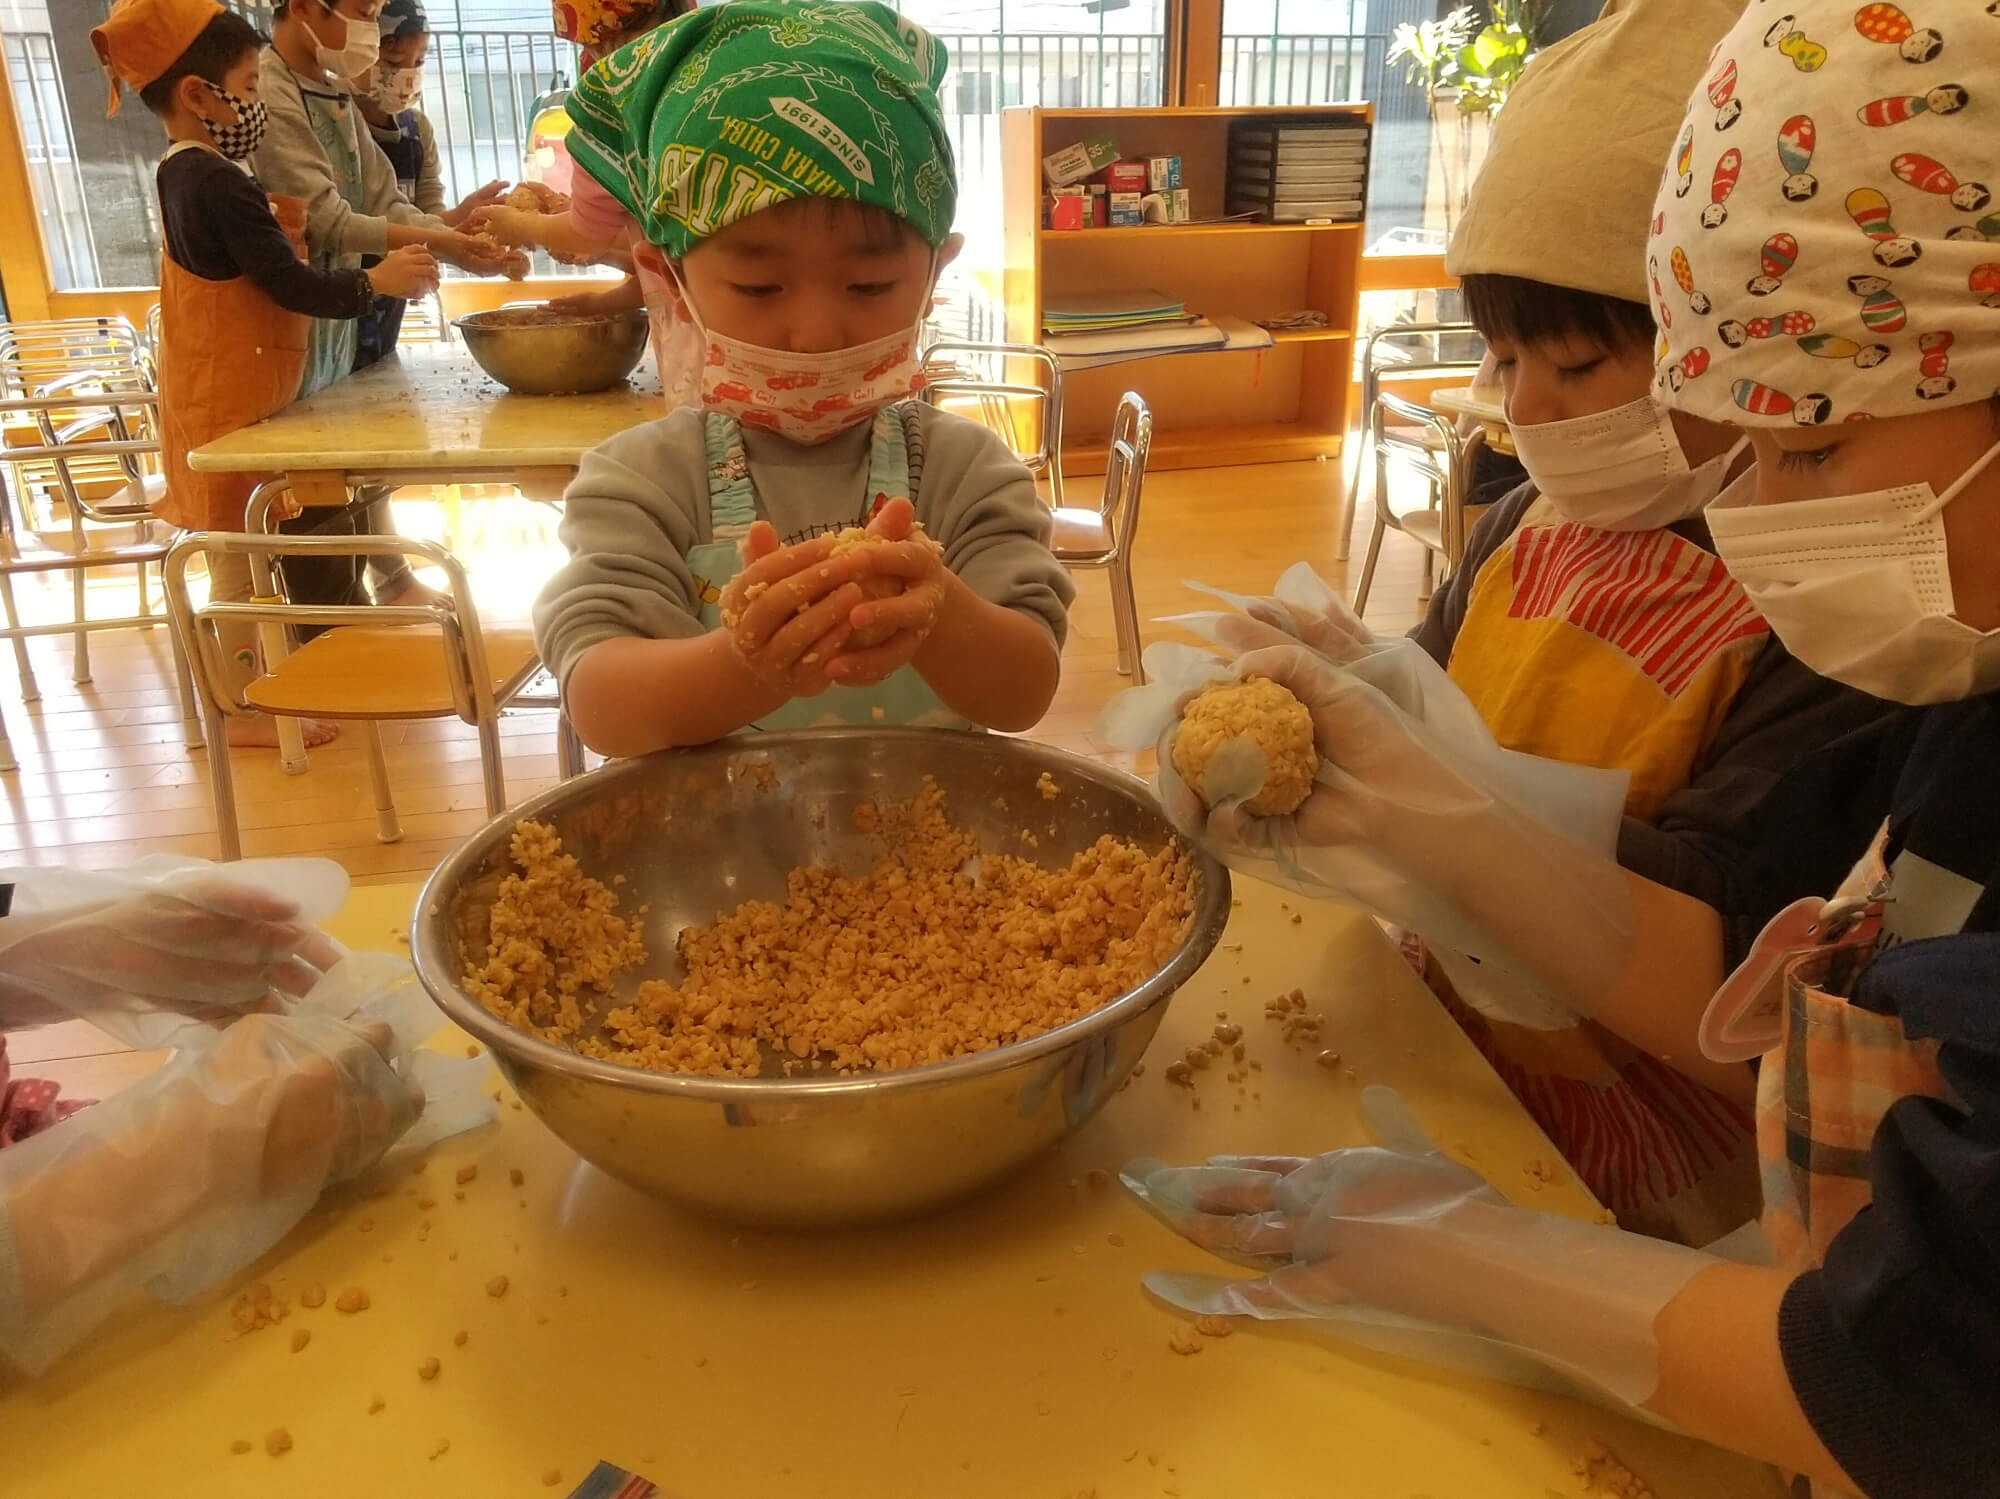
[0,859,349,1039]
[1144,643,1635,1016]
[0,1012,420,1375]
[1124,1088,1860,1491]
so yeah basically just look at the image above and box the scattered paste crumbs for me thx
[464,779,1194,1078]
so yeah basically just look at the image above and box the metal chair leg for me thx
[363,721,403,844]
[0,569,37,703]
[477,715,507,816]
[1352,509,1389,619]
[202,699,243,861]
[1107,562,1144,685]
[1337,424,1369,563]
[166,614,204,750]
[556,709,584,781]
[70,565,90,685]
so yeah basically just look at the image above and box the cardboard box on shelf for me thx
[1042,132,1121,188]
[1044,192,1088,231]
[1108,191,1145,227]
[1162,187,1191,223]
[1147,155,1183,192]
[1086,184,1108,227]
[1101,160,1149,194]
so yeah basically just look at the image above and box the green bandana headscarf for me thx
[565,0,956,258]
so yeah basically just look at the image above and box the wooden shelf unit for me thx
[1002,103,1370,475]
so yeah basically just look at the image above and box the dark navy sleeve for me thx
[1777,933,2000,1499]
[1405,478,1540,668]
[159,148,374,320]
[1619,656,1912,961]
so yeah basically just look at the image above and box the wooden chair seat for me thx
[247,622,539,720]
[1050,506,1114,563]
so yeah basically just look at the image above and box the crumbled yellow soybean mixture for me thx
[464,781,1194,1078]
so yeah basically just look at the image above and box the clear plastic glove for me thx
[1105,641,1632,1016]
[0,858,349,1042]
[0,1011,420,1374]
[1165,562,1377,664]
[1135,568,1625,853]
[1123,1086,1716,1417]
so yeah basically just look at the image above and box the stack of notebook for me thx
[1041,290,1227,358]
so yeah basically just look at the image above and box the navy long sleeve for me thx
[157,148,373,321]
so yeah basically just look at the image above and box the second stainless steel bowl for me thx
[452,307,649,395]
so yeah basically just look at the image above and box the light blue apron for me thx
[687,405,967,731]
[289,74,364,398]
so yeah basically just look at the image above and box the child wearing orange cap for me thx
[89,0,439,750]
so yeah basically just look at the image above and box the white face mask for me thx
[1705,437,2000,704]
[312,6,381,85]
[674,260,932,445]
[369,64,423,113]
[1510,395,1740,532]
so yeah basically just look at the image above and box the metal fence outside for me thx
[4,30,102,292]
[11,10,1437,289]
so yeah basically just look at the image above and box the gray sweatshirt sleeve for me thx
[251,54,442,261]
[532,413,713,687]
[412,112,447,218]
[909,405,1075,650]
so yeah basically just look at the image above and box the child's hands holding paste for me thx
[718,499,947,697]
[822,497,947,689]
[718,529,866,698]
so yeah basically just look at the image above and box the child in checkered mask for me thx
[91,0,436,753]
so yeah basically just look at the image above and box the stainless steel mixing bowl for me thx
[452,307,649,395]
[411,730,1230,1228]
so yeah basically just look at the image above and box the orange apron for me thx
[155,142,312,532]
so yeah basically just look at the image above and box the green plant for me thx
[1386,7,1477,107]
[1452,0,1545,116]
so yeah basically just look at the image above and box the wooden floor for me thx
[0,458,1429,882]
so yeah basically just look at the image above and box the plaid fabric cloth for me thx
[0,1035,92,1149]
[1757,823,1962,1270]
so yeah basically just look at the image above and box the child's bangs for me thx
[1461,273,1656,354]
[783,196,922,252]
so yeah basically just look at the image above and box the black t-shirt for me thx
[1767,694,2000,1499]
[157,146,372,322]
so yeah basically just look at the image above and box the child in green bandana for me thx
[534,1,1073,752]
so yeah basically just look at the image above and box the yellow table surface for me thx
[1429,385,1507,427]
[1430,385,1514,459]
[186,343,662,486]
[3,881,1784,1499]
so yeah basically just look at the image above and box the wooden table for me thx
[4,880,1784,1499]
[187,344,664,506]
[1431,384,1513,456]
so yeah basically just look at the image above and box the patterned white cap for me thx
[1649,0,2000,426]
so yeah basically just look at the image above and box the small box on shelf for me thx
[1100,160,1150,194]
[1044,193,1088,231]
[1107,192,1145,228]
[1042,131,1120,188]
[1147,155,1183,192]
